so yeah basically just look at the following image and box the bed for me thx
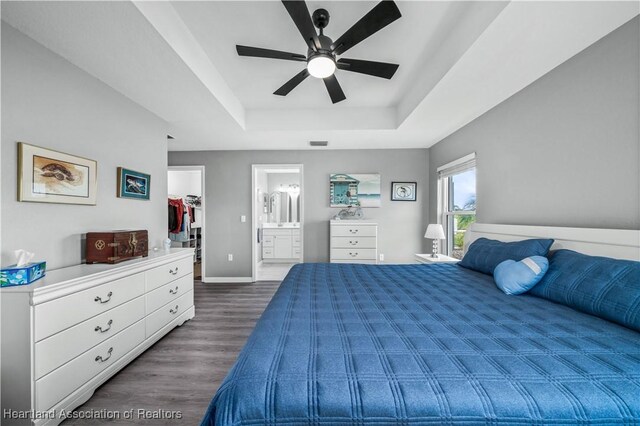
[201,224,640,425]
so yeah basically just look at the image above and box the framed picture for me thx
[391,182,417,201]
[330,173,381,208]
[117,167,151,200]
[18,142,97,205]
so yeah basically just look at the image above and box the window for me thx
[437,153,476,259]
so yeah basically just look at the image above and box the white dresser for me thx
[1,249,195,426]
[262,228,301,262]
[330,220,378,264]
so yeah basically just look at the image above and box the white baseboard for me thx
[202,276,254,283]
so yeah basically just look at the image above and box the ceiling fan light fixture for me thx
[307,54,336,79]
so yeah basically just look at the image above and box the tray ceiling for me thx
[2,1,638,150]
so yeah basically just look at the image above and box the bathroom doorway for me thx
[251,164,303,282]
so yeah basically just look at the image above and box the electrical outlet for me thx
[241,215,246,223]
[379,254,384,262]
[228,254,233,261]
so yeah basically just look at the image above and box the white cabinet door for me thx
[274,235,292,258]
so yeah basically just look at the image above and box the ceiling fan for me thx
[236,0,402,104]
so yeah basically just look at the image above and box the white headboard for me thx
[464,223,640,261]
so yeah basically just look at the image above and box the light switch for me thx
[241,215,246,223]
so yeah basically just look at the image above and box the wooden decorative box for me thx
[86,230,148,264]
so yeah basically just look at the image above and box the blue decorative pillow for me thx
[530,249,640,332]
[459,237,554,275]
[494,256,549,295]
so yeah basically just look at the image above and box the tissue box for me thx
[0,262,46,287]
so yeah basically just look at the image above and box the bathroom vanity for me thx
[262,224,301,262]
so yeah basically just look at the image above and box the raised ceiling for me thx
[2,1,638,151]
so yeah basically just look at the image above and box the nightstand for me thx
[415,253,459,264]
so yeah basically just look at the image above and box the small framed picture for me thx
[17,142,98,205]
[391,182,417,201]
[117,167,151,200]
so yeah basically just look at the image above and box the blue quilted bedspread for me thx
[201,263,640,425]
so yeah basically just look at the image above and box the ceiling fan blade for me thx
[323,74,346,104]
[274,69,310,96]
[236,45,306,62]
[331,1,401,56]
[281,1,322,51]
[337,58,399,79]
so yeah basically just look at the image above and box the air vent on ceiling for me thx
[310,141,328,147]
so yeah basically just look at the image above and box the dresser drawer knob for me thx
[94,291,113,304]
[169,286,179,295]
[349,252,358,257]
[349,229,358,234]
[170,305,179,315]
[169,267,179,275]
[349,240,358,245]
[95,319,113,333]
[95,347,113,363]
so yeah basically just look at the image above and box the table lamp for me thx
[424,224,445,258]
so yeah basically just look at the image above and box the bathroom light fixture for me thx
[287,184,300,195]
[307,54,336,79]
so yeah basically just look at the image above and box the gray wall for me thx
[1,24,169,269]
[429,16,640,230]
[169,149,429,278]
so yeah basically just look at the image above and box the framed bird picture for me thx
[391,182,417,202]
[117,167,151,200]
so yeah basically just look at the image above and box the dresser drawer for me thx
[331,236,376,249]
[146,290,194,338]
[146,256,192,292]
[35,320,145,411]
[35,296,145,380]
[146,274,193,314]
[331,248,377,260]
[292,234,301,246]
[263,247,274,258]
[34,273,145,341]
[331,225,377,237]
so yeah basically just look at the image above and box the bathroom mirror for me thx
[268,190,300,223]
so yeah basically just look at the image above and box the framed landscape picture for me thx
[391,182,417,201]
[18,142,97,205]
[330,173,381,207]
[117,167,151,200]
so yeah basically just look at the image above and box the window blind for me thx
[437,153,476,178]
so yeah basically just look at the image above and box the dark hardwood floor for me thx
[63,280,281,425]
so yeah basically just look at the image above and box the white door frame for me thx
[168,166,207,282]
[251,164,304,282]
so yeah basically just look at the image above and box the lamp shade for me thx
[424,224,445,240]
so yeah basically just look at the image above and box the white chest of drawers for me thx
[330,220,378,264]
[1,249,195,426]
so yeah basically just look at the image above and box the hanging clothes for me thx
[187,206,195,224]
[168,198,185,234]
[170,210,190,242]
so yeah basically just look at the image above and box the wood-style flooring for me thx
[63,280,281,425]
